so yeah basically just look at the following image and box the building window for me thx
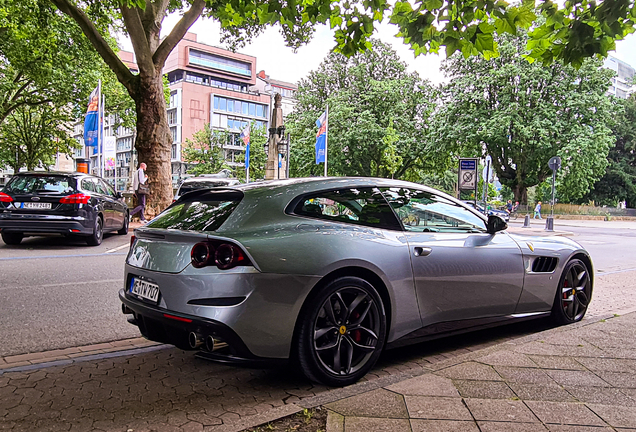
[117,137,133,152]
[168,109,177,125]
[188,49,251,77]
[172,144,179,160]
[170,126,178,143]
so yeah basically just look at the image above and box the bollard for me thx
[545,216,554,232]
[522,214,530,228]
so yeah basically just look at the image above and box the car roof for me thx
[11,171,96,179]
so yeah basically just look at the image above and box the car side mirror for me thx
[486,214,507,234]
[116,192,123,199]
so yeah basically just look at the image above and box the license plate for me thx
[130,278,160,303]
[20,202,52,209]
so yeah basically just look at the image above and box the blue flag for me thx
[240,125,250,169]
[315,111,327,164]
[83,87,99,147]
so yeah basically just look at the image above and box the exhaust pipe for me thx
[205,335,215,352]
[188,332,204,349]
[122,304,133,315]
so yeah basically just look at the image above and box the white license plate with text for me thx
[20,202,52,209]
[130,278,160,303]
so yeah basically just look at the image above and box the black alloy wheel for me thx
[86,216,103,246]
[552,259,592,324]
[118,212,129,235]
[296,276,386,386]
[1,232,23,245]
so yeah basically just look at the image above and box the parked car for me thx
[173,175,241,202]
[463,200,510,222]
[120,178,593,386]
[0,171,129,246]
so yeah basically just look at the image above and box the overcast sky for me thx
[121,14,636,86]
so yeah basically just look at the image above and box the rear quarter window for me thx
[147,190,243,232]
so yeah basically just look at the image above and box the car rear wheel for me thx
[86,216,103,246]
[118,213,129,235]
[1,232,23,245]
[551,259,592,325]
[296,276,387,386]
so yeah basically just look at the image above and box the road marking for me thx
[597,267,636,276]
[0,279,123,292]
[0,252,127,261]
[106,244,130,254]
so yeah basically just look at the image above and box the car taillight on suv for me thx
[0,192,13,203]
[59,194,91,204]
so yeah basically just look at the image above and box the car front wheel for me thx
[1,232,23,245]
[551,258,592,325]
[296,276,387,386]
[86,216,103,246]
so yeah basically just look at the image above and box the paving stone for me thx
[325,388,408,419]
[410,419,479,431]
[565,386,636,406]
[478,421,549,431]
[525,401,606,426]
[344,416,411,432]
[575,357,636,373]
[181,421,205,432]
[326,410,344,432]
[547,426,614,431]
[514,342,605,358]
[464,398,539,422]
[545,370,612,388]
[453,380,516,399]
[404,396,472,420]
[586,404,636,428]
[495,366,555,385]
[437,362,503,381]
[509,383,577,402]
[530,356,587,371]
[595,372,636,389]
[385,373,460,397]
[476,351,538,368]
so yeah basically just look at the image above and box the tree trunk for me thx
[513,184,528,205]
[131,72,172,218]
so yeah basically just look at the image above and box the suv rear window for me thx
[4,175,75,194]
[147,190,243,232]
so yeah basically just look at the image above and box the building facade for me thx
[604,56,635,99]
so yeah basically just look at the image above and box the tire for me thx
[117,213,129,235]
[551,259,592,325]
[86,216,103,246]
[296,276,387,387]
[1,232,23,245]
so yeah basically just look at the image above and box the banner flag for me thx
[240,125,250,169]
[83,87,99,147]
[315,111,327,164]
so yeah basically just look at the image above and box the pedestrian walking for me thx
[130,162,149,223]
[533,201,542,219]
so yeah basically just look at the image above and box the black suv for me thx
[0,172,129,246]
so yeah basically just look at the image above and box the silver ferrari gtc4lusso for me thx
[120,178,593,386]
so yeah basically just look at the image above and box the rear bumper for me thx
[0,214,92,235]
[119,290,261,361]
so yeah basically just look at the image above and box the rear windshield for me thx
[4,175,75,194]
[147,190,242,232]
[178,181,235,196]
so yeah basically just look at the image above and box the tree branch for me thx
[120,5,155,77]
[49,0,135,92]
[152,0,205,67]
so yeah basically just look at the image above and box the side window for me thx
[99,180,116,197]
[381,187,486,233]
[92,178,107,195]
[292,187,401,230]
[81,179,95,193]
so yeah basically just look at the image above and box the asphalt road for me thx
[1,219,635,357]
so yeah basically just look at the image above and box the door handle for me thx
[413,247,432,257]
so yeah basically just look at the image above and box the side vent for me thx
[532,257,558,273]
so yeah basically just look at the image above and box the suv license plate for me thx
[21,202,52,209]
[130,278,160,303]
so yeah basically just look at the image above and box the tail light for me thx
[130,235,136,250]
[60,193,90,204]
[0,192,13,203]
[191,240,251,270]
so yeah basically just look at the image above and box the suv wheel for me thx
[117,213,129,235]
[86,216,103,246]
[296,276,387,386]
[1,232,23,245]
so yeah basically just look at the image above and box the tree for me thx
[434,30,615,204]
[581,95,636,208]
[286,39,438,180]
[182,123,231,176]
[0,104,80,172]
[49,0,635,216]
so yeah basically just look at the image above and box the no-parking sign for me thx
[458,158,478,190]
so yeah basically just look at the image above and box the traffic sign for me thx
[458,158,478,190]
[548,156,561,171]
